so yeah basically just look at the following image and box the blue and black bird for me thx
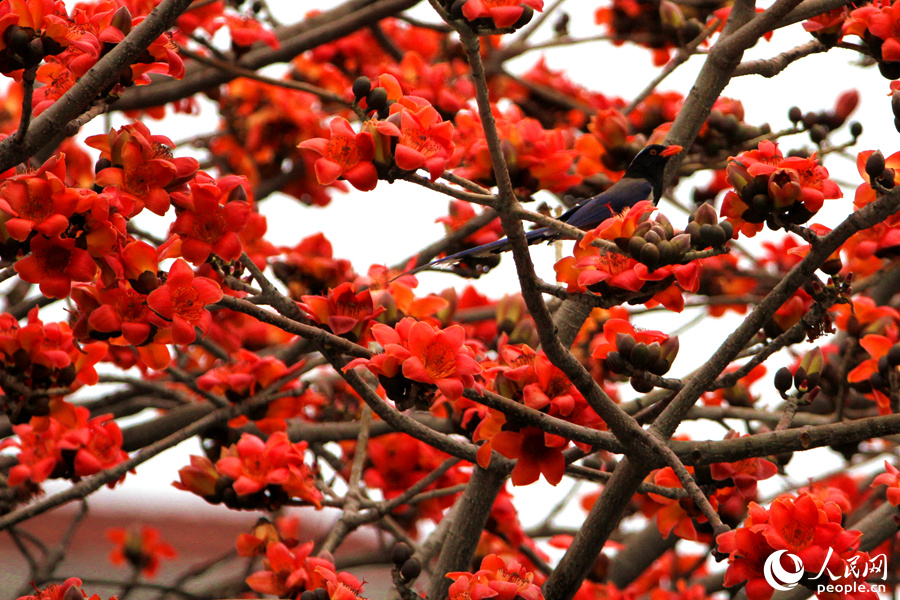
[407,143,683,277]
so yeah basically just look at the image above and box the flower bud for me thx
[888,345,900,367]
[726,160,752,193]
[866,151,886,181]
[639,244,660,269]
[719,220,734,240]
[628,236,646,259]
[630,375,654,393]
[649,224,668,241]
[633,221,653,238]
[401,558,422,580]
[648,358,671,376]
[112,5,133,34]
[833,89,859,123]
[793,366,807,390]
[509,319,538,348]
[878,356,893,380]
[774,367,793,394]
[646,341,662,365]
[820,257,842,275]
[352,76,372,101]
[366,87,388,112]
[657,240,676,264]
[671,233,692,256]
[685,222,701,246]
[768,170,801,208]
[616,333,636,356]
[605,351,625,374]
[392,542,413,566]
[63,585,84,600]
[694,202,718,226]
[496,294,526,332]
[660,336,679,363]
[659,0,685,29]
[629,343,651,368]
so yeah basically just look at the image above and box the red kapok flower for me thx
[215,432,322,507]
[299,282,384,340]
[348,317,481,401]
[710,432,778,497]
[401,319,481,399]
[146,258,223,344]
[491,426,566,486]
[107,525,177,578]
[462,0,544,28]
[448,553,545,600]
[0,154,87,241]
[87,121,199,217]
[16,577,98,600]
[646,466,718,541]
[224,14,279,49]
[58,412,128,478]
[169,174,252,264]
[872,460,900,506]
[15,234,98,299]
[382,95,455,181]
[298,117,378,191]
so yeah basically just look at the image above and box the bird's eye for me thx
[650,149,657,155]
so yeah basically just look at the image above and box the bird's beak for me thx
[661,145,683,157]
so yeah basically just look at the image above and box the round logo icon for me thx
[763,550,804,591]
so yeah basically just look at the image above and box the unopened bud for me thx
[866,151,886,181]
[112,5,133,34]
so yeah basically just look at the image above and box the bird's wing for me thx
[401,227,552,277]
[561,178,653,230]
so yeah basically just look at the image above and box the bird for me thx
[404,143,682,277]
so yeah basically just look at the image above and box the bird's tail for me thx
[397,227,552,279]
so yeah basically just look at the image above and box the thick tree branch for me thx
[733,40,829,77]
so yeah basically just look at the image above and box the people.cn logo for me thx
[763,550,805,591]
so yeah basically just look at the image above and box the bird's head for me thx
[623,144,683,202]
